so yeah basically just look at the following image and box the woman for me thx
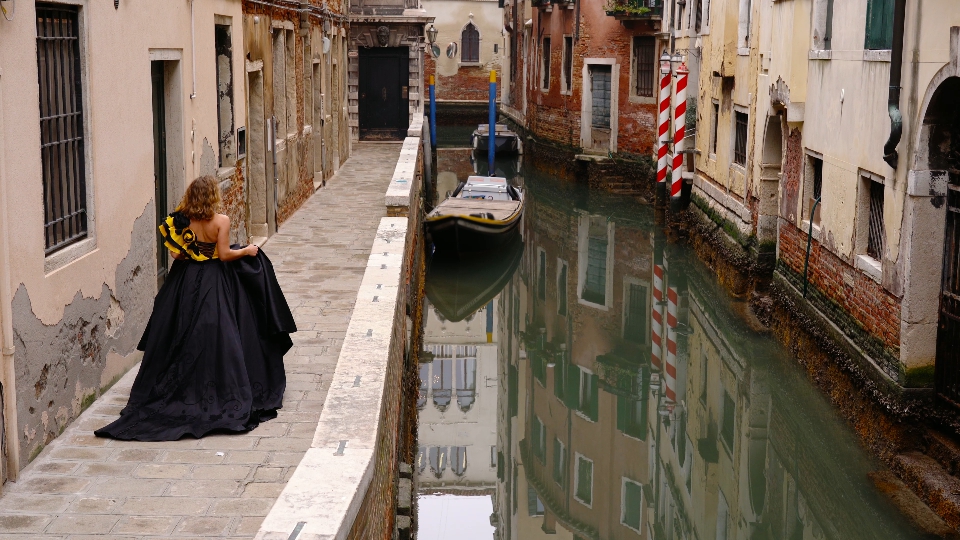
[95,176,296,441]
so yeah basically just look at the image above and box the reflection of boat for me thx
[426,231,523,322]
[471,124,521,155]
[425,176,524,256]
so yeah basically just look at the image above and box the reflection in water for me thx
[418,164,928,539]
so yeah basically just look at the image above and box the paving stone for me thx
[117,497,211,516]
[15,476,90,494]
[0,494,72,513]
[45,514,121,534]
[33,461,81,475]
[87,478,169,497]
[66,497,121,513]
[235,516,266,536]
[112,516,180,535]
[48,447,114,461]
[241,483,285,499]
[252,467,284,483]
[134,463,191,479]
[165,480,242,498]
[160,450,227,464]
[75,462,137,476]
[174,517,231,535]
[112,448,162,462]
[0,515,51,533]
[223,450,269,464]
[210,498,276,516]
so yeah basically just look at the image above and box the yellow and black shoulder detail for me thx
[159,211,213,262]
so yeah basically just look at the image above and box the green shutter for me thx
[588,374,599,422]
[865,0,894,50]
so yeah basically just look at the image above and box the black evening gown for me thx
[95,248,296,441]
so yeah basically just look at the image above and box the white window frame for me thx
[576,212,615,311]
[573,453,594,508]
[576,366,597,423]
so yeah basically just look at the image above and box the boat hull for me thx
[426,212,522,256]
[471,132,520,155]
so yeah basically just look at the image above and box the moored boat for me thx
[425,176,524,256]
[471,124,522,155]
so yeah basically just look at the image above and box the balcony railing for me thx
[604,0,664,19]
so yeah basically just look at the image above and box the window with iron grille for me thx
[734,111,748,166]
[541,37,551,90]
[36,4,88,254]
[865,0,894,50]
[624,282,648,343]
[215,23,235,167]
[633,37,655,98]
[711,102,719,155]
[558,262,568,315]
[590,65,612,128]
[867,181,885,260]
[583,229,607,304]
[562,36,573,92]
[538,250,546,300]
[694,0,703,33]
[813,157,823,201]
[462,23,480,63]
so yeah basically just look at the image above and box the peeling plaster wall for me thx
[13,204,155,464]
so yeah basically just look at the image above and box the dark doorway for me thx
[151,61,169,288]
[933,77,960,404]
[358,47,409,140]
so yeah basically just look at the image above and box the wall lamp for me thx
[426,24,438,45]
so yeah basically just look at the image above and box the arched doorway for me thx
[931,77,960,402]
[757,114,784,268]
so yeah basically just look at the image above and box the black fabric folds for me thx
[95,249,296,441]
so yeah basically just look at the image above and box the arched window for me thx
[461,23,480,63]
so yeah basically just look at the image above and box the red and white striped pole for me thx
[665,276,679,405]
[671,61,689,205]
[651,263,665,372]
[656,53,672,197]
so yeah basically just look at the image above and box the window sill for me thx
[560,89,572,96]
[629,95,657,105]
[808,49,832,60]
[458,62,482,67]
[45,237,97,276]
[800,220,822,242]
[856,254,882,283]
[737,47,750,56]
[863,49,891,62]
[573,495,593,509]
[574,410,597,423]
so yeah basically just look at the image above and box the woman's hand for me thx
[246,244,259,257]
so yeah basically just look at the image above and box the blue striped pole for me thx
[488,70,497,176]
[429,75,437,148]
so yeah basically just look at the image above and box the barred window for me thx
[462,23,480,63]
[562,36,573,92]
[867,181,885,260]
[734,111,748,166]
[36,4,88,253]
[541,37,551,90]
[633,36,655,97]
[711,102,719,154]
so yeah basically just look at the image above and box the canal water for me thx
[416,148,931,539]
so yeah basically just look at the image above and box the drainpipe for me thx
[882,0,906,168]
[189,0,197,99]
[0,84,19,482]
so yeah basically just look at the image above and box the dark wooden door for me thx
[358,47,409,140]
[151,61,169,288]
[937,172,960,404]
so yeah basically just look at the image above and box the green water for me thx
[416,151,931,540]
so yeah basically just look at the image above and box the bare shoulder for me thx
[214,213,231,226]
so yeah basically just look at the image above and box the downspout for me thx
[190,0,197,99]
[0,78,19,483]
[882,0,906,168]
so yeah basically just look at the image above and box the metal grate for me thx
[867,181,885,260]
[462,23,480,63]
[624,283,648,343]
[36,4,87,254]
[558,263,568,315]
[591,66,612,128]
[583,234,607,304]
[711,103,719,154]
[734,111,748,166]
[562,36,573,91]
[541,37,551,89]
[936,173,960,405]
[813,157,823,201]
[695,0,703,33]
[633,37,655,97]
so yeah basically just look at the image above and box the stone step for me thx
[891,451,960,530]
[925,429,960,477]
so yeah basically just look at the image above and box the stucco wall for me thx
[0,0,247,470]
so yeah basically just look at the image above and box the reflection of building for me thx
[418,299,499,491]
[423,0,503,103]
[486,176,923,540]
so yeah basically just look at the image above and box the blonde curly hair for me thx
[178,176,221,221]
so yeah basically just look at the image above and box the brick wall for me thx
[777,220,902,378]
[425,55,500,103]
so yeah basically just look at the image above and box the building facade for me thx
[0,0,353,488]
[501,0,663,159]
[422,0,503,105]
[348,0,432,141]
[687,0,960,394]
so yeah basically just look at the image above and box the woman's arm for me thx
[215,215,258,261]
[169,249,186,260]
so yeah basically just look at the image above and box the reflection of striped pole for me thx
[488,70,497,176]
[656,64,671,188]
[665,282,679,404]
[429,75,437,148]
[671,63,688,203]
[651,263,665,371]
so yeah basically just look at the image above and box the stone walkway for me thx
[0,143,402,539]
